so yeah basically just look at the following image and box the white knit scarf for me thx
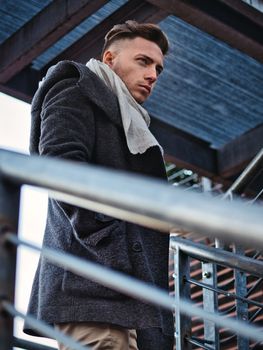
[86,58,163,155]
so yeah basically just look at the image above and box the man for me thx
[25,20,174,349]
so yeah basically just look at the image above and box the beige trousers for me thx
[55,322,138,350]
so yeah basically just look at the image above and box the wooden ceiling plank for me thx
[0,0,109,83]
[145,0,263,64]
[40,0,168,70]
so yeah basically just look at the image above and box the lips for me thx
[139,84,151,94]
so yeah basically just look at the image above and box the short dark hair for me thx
[101,20,169,57]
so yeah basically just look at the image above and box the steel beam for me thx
[0,0,109,83]
[218,127,263,179]
[0,66,41,103]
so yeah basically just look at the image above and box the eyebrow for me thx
[136,54,164,73]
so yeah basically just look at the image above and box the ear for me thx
[102,50,115,68]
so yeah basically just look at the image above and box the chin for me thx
[130,90,147,104]
[134,95,146,104]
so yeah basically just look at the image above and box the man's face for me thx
[103,37,164,103]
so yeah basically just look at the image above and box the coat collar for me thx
[36,60,122,129]
[30,60,123,155]
[67,61,122,129]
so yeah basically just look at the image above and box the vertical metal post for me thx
[174,244,191,350]
[233,244,249,349]
[202,261,219,349]
[0,175,21,350]
[201,177,219,349]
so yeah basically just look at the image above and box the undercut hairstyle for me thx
[101,20,169,58]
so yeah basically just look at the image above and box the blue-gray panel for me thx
[145,15,263,148]
[32,0,128,69]
[0,0,52,44]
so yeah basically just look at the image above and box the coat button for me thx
[132,242,142,252]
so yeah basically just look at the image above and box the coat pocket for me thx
[80,212,119,247]
[94,212,116,223]
[62,216,133,298]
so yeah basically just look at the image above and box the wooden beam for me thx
[146,0,263,63]
[218,124,263,178]
[151,117,218,177]
[0,0,109,83]
[41,0,168,69]
[0,67,40,103]
[0,85,32,104]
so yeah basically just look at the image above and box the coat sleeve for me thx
[39,77,95,161]
[39,77,99,242]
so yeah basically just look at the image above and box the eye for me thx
[156,68,162,76]
[138,57,148,65]
[156,66,163,76]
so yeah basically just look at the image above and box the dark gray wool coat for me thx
[24,60,174,349]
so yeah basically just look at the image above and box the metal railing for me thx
[172,148,263,350]
[223,148,263,200]
[171,237,263,350]
[0,149,262,246]
[0,148,262,349]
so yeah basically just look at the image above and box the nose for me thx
[145,66,157,84]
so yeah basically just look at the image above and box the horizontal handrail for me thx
[2,301,90,350]
[13,337,57,350]
[170,237,263,277]
[0,149,263,247]
[5,233,263,343]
